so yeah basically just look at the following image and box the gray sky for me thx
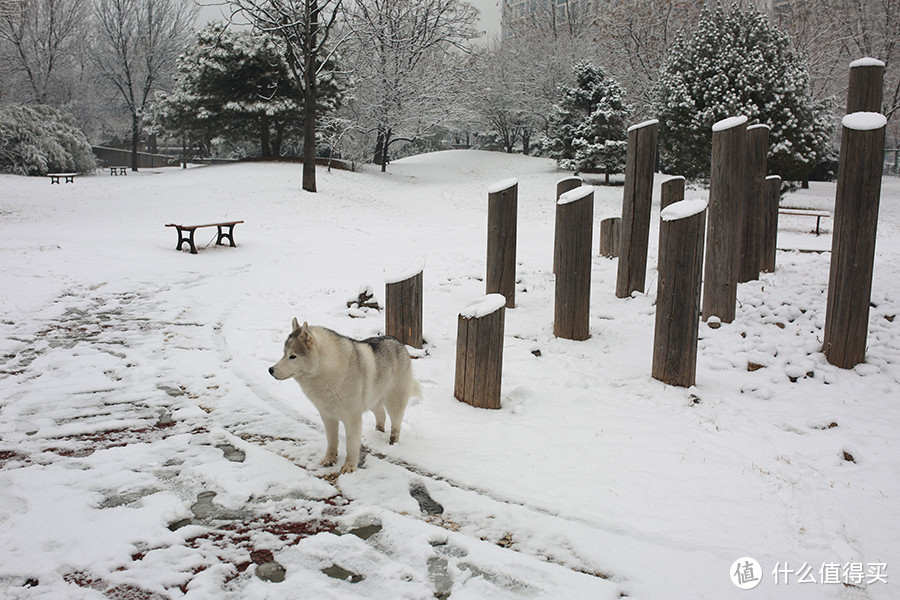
[195,0,502,42]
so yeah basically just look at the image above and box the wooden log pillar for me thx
[738,124,770,283]
[454,294,506,409]
[652,198,707,387]
[385,267,423,349]
[824,111,887,368]
[847,57,885,113]
[599,217,620,258]
[761,175,781,273]
[702,115,747,323]
[660,176,685,210]
[554,186,594,340]
[554,176,583,273]
[486,178,518,309]
[616,119,658,298]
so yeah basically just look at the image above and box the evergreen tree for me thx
[151,23,342,158]
[543,62,630,182]
[655,4,831,182]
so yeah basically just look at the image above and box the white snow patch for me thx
[487,177,518,194]
[842,111,887,131]
[661,198,708,221]
[557,185,594,205]
[850,57,885,68]
[712,115,748,132]
[459,294,507,318]
[627,119,659,132]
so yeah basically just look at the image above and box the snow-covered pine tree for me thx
[655,4,831,182]
[543,62,631,182]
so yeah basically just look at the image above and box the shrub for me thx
[0,103,97,175]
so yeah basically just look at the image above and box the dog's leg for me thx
[320,416,339,467]
[373,404,386,433]
[341,414,363,474]
[386,392,409,445]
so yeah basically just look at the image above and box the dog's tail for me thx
[409,377,424,400]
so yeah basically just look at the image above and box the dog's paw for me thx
[339,462,358,474]
[319,455,337,467]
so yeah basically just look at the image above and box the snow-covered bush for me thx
[0,104,97,176]
[655,4,831,181]
[543,62,630,181]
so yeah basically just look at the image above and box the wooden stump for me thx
[599,217,620,258]
[653,198,707,387]
[454,294,506,409]
[847,57,885,113]
[554,187,594,340]
[616,119,658,298]
[486,178,518,309]
[738,124,770,283]
[703,116,747,323]
[554,176,583,273]
[824,112,887,368]
[660,176,685,210]
[761,175,781,273]
[385,268,423,349]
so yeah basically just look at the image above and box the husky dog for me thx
[269,318,421,473]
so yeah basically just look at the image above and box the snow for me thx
[459,294,507,319]
[712,115,748,132]
[660,198,707,221]
[842,112,887,131]
[487,177,518,194]
[626,119,659,133]
[747,123,771,131]
[557,185,594,205]
[849,57,885,68]
[384,258,425,285]
[1,150,900,599]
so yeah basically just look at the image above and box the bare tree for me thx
[230,0,344,192]
[345,0,480,170]
[0,0,90,103]
[93,0,196,171]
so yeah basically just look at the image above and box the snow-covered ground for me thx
[1,150,898,599]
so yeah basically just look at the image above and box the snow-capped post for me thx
[599,217,620,258]
[761,175,782,273]
[384,262,424,349]
[739,124,770,283]
[616,119,658,298]
[702,115,747,323]
[455,294,506,409]
[660,176,685,210]
[824,111,887,369]
[554,176,583,274]
[847,57,885,113]
[486,178,518,309]
[554,186,594,340]
[653,198,708,387]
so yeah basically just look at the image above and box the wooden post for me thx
[486,178,518,309]
[554,186,594,340]
[599,217,620,258]
[823,112,887,368]
[385,267,423,349]
[554,176,583,273]
[454,294,506,409]
[703,116,747,323]
[660,176,685,210]
[847,57,885,113]
[616,119,658,298]
[653,198,707,387]
[738,124,770,283]
[761,175,781,273]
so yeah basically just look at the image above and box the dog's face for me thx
[269,318,315,380]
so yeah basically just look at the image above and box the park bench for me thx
[165,221,244,254]
[109,166,128,175]
[779,208,831,236]
[48,173,77,184]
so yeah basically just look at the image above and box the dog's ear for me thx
[292,317,301,332]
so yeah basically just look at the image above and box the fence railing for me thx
[886,149,899,176]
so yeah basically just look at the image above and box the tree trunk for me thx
[131,113,141,172]
[380,128,391,172]
[302,78,317,192]
[260,115,272,159]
